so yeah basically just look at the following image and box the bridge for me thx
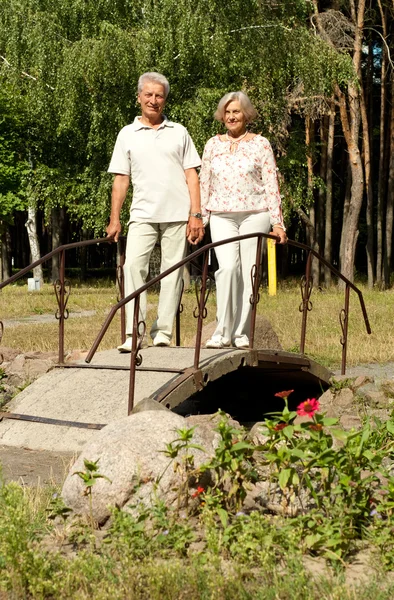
[0,233,371,454]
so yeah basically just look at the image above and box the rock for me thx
[317,389,334,409]
[353,375,372,389]
[3,352,57,387]
[188,315,282,350]
[248,422,270,445]
[359,390,390,409]
[379,380,394,398]
[131,397,171,414]
[335,388,354,409]
[0,347,22,362]
[62,410,217,525]
[339,414,362,430]
[185,413,241,431]
[329,375,356,386]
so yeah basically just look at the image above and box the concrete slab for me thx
[0,347,240,452]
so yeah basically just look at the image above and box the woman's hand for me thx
[272,225,287,244]
[187,216,205,245]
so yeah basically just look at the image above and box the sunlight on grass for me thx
[1,282,393,369]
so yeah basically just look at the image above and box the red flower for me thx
[273,423,288,431]
[192,486,205,498]
[296,398,320,418]
[274,390,294,399]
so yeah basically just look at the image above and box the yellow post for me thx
[267,238,277,296]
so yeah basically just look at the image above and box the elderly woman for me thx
[200,91,287,349]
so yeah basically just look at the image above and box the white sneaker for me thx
[117,337,148,352]
[233,336,250,349]
[152,334,170,347]
[205,338,230,349]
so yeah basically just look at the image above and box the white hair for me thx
[214,91,258,123]
[137,72,170,99]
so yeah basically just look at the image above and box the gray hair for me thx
[214,91,258,124]
[137,72,170,99]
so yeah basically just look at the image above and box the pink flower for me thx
[274,390,294,399]
[296,398,320,418]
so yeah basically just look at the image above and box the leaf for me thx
[321,417,339,426]
[305,533,321,549]
[230,441,254,452]
[216,508,228,528]
[330,429,348,441]
[278,468,291,490]
[386,421,394,435]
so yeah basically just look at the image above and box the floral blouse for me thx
[199,134,284,227]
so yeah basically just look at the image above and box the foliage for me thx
[0,0,356,237]
[2,400,394,594]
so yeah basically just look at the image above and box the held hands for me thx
[272,225,287,245]
[106,219,122,243]
[187,216,205,245]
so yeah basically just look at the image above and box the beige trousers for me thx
[209,211,271,345]
[123,221,187,342]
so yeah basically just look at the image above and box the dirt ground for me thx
[0,445,76,487]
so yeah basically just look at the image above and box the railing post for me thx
[175,280,184,347]
[56,249,66,364]
[340,284,350,375]
[299,250,313,354]
[193,251,209,370]
[117,238,126,344]
[128,295,141,415]
[249,235,263,350]
[0,320,4,365]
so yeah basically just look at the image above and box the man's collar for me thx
[132,116,175,130]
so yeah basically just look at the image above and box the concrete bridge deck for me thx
[0,346,332,453]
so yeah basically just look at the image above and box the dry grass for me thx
[1,281,393,369]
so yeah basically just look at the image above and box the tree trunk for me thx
[318,115,328,252]
[305,117,319,285]
[51,207,65,282]
[375,0,387,285]
[336,0,366,283]
[25,206,43,282]
[384,76,394,288]
[313,0,366,283]
[0,225,12,281]
[324,100,335,286]
[360,76,374,288]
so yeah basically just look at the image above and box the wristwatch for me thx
[190,212,203,219]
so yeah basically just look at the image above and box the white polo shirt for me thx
[108,116,201,223]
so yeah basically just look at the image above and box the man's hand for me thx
[106,174,129,242]
[187,216,205,245]
[106,219,122,242]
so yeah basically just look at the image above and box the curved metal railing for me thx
[0,234,371,415]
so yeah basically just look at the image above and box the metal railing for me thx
[0,234,371,417]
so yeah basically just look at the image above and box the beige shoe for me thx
[205,337,230,349]
[152,334,170,347]
[233,336,250,349]
[117,337,148,352]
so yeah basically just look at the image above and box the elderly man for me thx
[106,72,204,351]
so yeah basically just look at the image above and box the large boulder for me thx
[62,409,218,524]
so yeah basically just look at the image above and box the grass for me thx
[0,280,393,369]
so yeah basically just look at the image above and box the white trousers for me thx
[209,211,271,345]
[123,221,187,341]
